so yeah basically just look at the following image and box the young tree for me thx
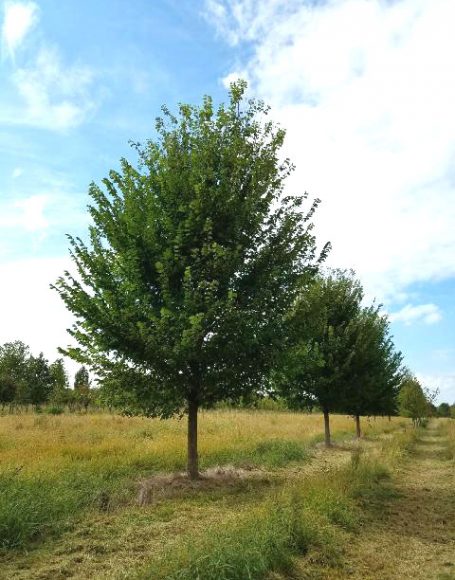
[0,375,16,405]
[0,341,30,404]
[27,353,53,407]
[49,358,70,406]
[75,385,92,412]
[53,83,327,478]
[279,270,362,447]
[73,365,91,412]
[74,366,90,390]
[398,374,430,426]
[342,306,403,437]
[437,402,451,418]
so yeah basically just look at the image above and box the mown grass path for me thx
[295,421,455,579]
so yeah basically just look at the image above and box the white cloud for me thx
[11,46,95,130]
[0,185,88,254]
[1,3,96,130]
[0,193,49,232]
[204,0,301,47]
[1,0,38,59]
[221,70,249,90]
[389,303,442,326]
[206,0,455,303]
[14,193,49,231]
[0,167,91,258]
[0,257,79,380]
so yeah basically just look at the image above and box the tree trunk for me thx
[355,414,361,438]
[323,410,331,448]
[187,397,199,479]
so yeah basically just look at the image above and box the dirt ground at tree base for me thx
[292,421,455,580]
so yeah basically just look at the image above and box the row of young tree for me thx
[0,342,91,410]
[46,82,452,478]
[275,270,402,446]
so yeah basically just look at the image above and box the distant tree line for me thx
[0,341,92,412]
[0,336,451,423]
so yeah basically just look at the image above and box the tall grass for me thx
[443,418,455,460]
[135,433,414,580]
[0,411,405,551]
[0,472,79,549]
[0,411,404,475]
[0,466,128,549]
[133,488,344,579]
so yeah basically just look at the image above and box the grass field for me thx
[0,410,411,578]
[288,418,455,580]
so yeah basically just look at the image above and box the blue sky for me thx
[1,0,454,403]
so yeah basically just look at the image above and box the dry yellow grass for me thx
[445,418,455,460]
[0,410,404,476]
[0,410,409,579]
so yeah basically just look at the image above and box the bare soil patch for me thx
[137,465,272,505]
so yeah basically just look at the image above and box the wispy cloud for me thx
[389,303,442,326]
[204,0,297,47]
[1,0,38,59]
[0,168,90,255]
[0,2,96,130]
[12,46,95,129]
[205,0,455,303]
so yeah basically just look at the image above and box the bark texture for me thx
[187,398,199,479]
[323,410,331,447]
[355,414,361,438]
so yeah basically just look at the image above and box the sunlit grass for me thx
[134,427,416,580]
[0,409,407,567]
[0,410,404,476]
[443,417,455,460]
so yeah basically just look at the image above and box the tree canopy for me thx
[279,271,363,443]
[278,270,403,444]
[341,304,403,436]
[74,366,90,391]
[398,373,432,426]
[0,342,72,408]
[0,341,30,403]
